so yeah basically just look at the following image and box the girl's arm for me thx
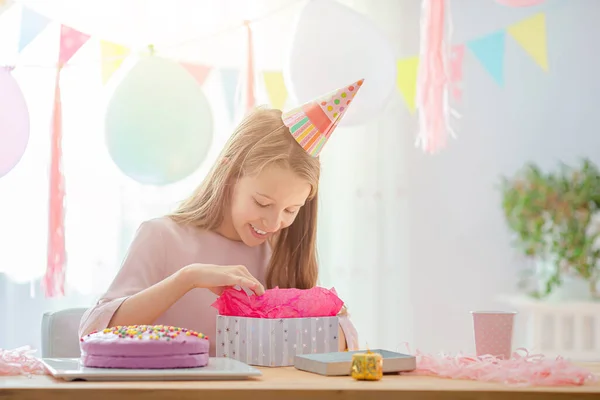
[79,220,264,337]
[106,267,193,328]
[106,264,263,329]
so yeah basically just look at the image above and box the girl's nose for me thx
[262,215,281,232]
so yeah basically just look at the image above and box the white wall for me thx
[404,0,600,354]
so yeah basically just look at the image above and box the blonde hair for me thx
[170,107,320,289]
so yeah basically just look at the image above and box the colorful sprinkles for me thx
[83,325,208,341]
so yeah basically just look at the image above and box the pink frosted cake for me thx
[80,325,209,369]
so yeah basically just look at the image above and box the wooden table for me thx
[1,363,599,400]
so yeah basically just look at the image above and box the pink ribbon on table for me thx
[0,347,47,376]
[402,345,598,387]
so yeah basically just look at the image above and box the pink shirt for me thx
[79,217,358,356]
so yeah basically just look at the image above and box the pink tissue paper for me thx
[211,286,344,318]
[406,346,598,387]
[0,346,47,376]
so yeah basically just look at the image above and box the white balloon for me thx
[285,0,396,126]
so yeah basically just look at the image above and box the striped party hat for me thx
[282,79,364,157]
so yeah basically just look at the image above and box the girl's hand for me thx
[183,264,265,296]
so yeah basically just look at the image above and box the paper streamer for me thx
[398,44,464,112]
[18,6,51,52]
[0,347,47,376]
[101,41,130,84]
[244,20,256,113]
[415,0,457,154]
[449,45,465,100]
[405,347,597,387]
[43,25,89,298]
[394,9,547,120]
[43,68,66,298]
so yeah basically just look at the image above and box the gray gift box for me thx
[216,314,339,367]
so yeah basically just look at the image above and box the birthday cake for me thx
[80,325,209,369]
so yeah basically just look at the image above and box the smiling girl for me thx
[79,80,363,356]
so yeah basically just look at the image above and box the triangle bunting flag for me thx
[100,41,130,84]
[467,31,506,85]
[508,13,548,71]
[8,7,554,117]
[58,25,90,66]
[220,68,240,121]
[18,6,51,52]
[180,63,212,86]
[396,56,419,114]
[262,71,288,109]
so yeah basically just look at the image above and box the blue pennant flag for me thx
[220,68,240,121]
[467,31,506,86]
[19,6,51,52]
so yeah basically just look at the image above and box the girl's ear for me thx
[222,157,229,164]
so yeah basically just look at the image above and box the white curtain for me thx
[318,90,413,350]
[0,0,411,351]
[313,0,414,350]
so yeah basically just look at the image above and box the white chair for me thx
[41,308,88,358]
[502,296,600,362]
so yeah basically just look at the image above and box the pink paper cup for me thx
[471,311,517,359]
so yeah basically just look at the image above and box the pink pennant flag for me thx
[180,63,212,86]
[58,25,90,66]
[43,70,66,298]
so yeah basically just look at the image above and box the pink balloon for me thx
[0,68,30,178]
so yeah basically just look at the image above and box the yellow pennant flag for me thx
[262,71,287,109]
[507,13,548,71]
[101,41,130,84]
[396,57,420,114]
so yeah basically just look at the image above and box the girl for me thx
[79,80,363,356]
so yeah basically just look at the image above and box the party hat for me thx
[282,79,364,157]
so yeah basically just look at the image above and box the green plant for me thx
[500,159,600,299]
